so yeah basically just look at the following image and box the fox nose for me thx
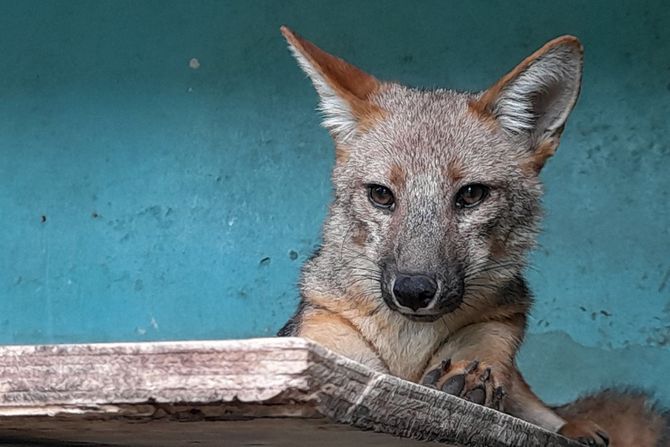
[392,274,438,311]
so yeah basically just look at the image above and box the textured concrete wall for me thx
[0,0,668,406]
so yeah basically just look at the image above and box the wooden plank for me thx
[0,418,441,447]
[0,338,580,446]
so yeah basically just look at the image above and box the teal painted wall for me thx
[0,0,668,406]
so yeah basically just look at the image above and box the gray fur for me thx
[298,85,545,321]
[275,32,670,445]
[281,34,581,327]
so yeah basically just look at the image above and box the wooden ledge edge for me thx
[0,337,581,446]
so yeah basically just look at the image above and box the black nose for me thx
[392,274,438,311]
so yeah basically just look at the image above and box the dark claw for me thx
[421,359,451,387]
[441,373,465,395]
[465,387,486,405]
[492,386,506,409]
[465,360,480,374]
[479,367,491,382]
[596,431,610,446]
[440,358,452,372]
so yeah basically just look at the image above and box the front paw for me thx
[558,420,609,446]
[421,359,506,411]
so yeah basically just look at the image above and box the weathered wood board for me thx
[0,337,580,446]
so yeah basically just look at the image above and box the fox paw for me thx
[421,359,506,410]
[558,420,609,446]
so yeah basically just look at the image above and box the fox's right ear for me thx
[281,26,383,143]
[472,36,583,171]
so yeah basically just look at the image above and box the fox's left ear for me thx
[281,26,383,143]
[472,36,583,170]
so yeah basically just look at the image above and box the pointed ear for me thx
[281,26,383,142]
[471,36,583,169]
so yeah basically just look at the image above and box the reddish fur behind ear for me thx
[470,35,583,119]
[280,26,386,141]
[281,26,380,103]
[522,136,560,174]
[469,35,582,172]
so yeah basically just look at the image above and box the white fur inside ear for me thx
[493,44,582,139]
[286,44,358,142]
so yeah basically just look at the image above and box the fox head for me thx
[282,27,583,322]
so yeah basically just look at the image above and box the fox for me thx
[276,26,669,446]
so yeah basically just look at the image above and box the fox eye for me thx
[367,184,395,210]
[455,184,489,209]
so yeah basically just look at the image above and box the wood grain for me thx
[0,337,580,446]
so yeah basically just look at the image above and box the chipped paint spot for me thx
[658,268,670,292]
[189,58,200,69]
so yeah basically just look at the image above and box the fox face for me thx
[283,28,582,321]
[333,90,546,320]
